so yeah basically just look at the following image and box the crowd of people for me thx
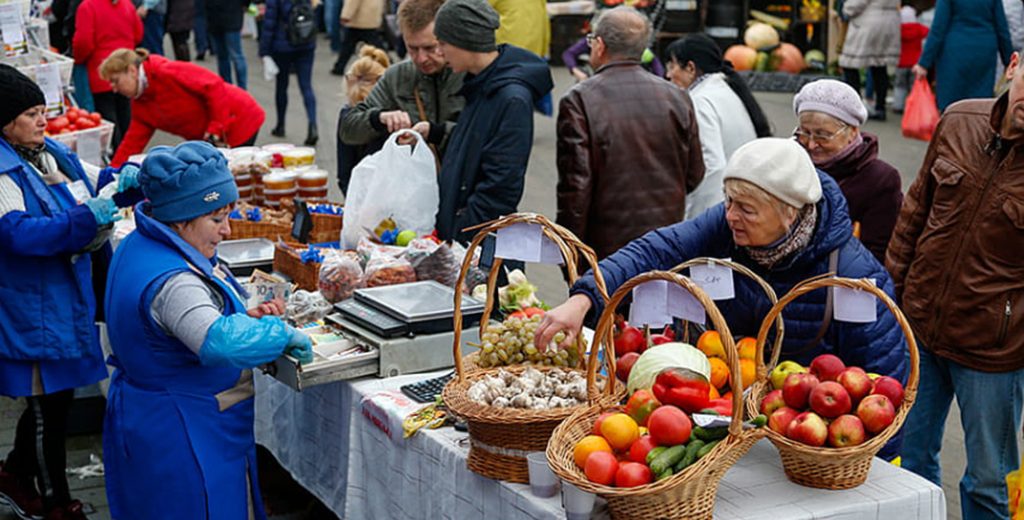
[1,0,1023,519]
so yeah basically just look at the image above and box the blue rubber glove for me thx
[284,327,314,365]
[84,197,122,226]
[199,314,291,369]
[116,163,141,192]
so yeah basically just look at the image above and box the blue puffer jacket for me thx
[572,172,908,458]
[258,0,316,57]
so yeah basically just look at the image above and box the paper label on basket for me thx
[833,278,877,323]
[689,259,735,300]
[494,223,563,265]
[629,280,672,328]
[668,283,705,324]
[0,4,24,46]
[76,128,102,166]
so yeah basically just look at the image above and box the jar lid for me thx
[261,143,296,153]
[299,169,328,180]
[264,171,298,183]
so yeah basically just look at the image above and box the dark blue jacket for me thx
[572,172,908,458]
[258,0,316,57]
[436,44,553,242]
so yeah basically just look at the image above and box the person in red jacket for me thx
[99,48,266,166]
[71,0,143,150]
[894,5,928,112]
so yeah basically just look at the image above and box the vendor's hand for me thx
[116,163,141,192]
[379,110,412,133]
[284,328,314,365]
[84,197,122,226]
[396,122,429,145]
[247,298,285,318]
[571,68,588,82]
[136,5,148,17]
[534,294,592,351]
[912,64,928,80]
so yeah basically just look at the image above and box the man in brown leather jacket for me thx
[555,6,704,262]
[887,52,1024,520]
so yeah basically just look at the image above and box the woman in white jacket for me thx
[665,34,772,220]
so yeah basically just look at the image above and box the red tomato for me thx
[583,451,618,486]
[507,310,527,320]
[88,112,102,123]
[66,123,77,132]
[47,116,69,134]
[646,405,692,446]
[522,307,545,318]
[615,462,653,488]
[75,118,96,130]
[626,435,657,464]
[66,108,80,123]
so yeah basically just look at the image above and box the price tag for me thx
[35,63,63,113]
[629,280,671,328]
[689,259,735,300]
[667,283,705,324]
[494,222,563,265]
[833,279,878,323]
[0,3,24,47]
[77,128,102,166]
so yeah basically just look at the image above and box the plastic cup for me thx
[562,481,595,520]
[526,452,559,498]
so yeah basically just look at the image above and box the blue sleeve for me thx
[198,313,291,368]
[918,0,951,68]
[259,0,279,57]
[995,0,1014,66]
[570,205,733,321]
[0,205,99,256]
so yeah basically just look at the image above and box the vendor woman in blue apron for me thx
[0,64,122,520]
[103,141,313,520]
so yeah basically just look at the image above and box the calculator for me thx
[400,372,454,403]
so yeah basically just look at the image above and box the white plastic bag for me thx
[342,130,439,248]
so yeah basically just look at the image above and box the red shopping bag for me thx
[902,78,940,141]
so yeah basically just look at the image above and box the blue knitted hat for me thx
[139,141,238,222]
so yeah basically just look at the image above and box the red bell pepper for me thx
[651,368,710,414]
[704,398,733,416]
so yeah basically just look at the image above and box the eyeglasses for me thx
[792,125,849,145]
[586,33,598,47]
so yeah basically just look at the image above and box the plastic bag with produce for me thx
[402,238,460,288]
[317,249,364,303]
[363,255,417,288]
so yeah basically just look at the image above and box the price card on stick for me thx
[833,279,878,323]
[77,128,102,166]
[630,280,672,328]
[35,63,64,115]
[0,3,26,54]
[689,259,735,300]
[494,222,564,265]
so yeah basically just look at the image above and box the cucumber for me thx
[646,446,667,465]
[696,440,720,459]
[750,414,768,427]
[673,439,704,473]
[649,445,687,475]
[656,467,674,480]
[692,426,729,442]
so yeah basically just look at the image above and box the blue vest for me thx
[103,204,266,520]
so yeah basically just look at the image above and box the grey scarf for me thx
[745,205,818,269]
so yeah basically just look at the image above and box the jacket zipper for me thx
[999,299,1012,345]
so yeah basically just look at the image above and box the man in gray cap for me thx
[428,0,554,242]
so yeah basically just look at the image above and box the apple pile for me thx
[760,354,905,448]
[44,108,103,135]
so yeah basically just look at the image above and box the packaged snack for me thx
[317,249,364,303]
[402,238,460,287]
[363,255,416,288]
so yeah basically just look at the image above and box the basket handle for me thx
[753,276,920,407]
[589,270,745,436]
[451,213,610,383]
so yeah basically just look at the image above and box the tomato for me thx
[522,307,545,318]
[88,112,102,123]
[583,451,618,485]
[624,389,660,427]
[592,411,616,436]
[599,413,639,451]
[646,405,692,446]
[66,108,80,123]
[615,462,653,488]
[76,118,96,129]
[66,123,77,132]
[46,116,69,134]
[626,435,657,464]
[507,310,527,320]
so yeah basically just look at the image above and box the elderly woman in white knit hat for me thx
[535,137,909,460]
[793,79,904,264]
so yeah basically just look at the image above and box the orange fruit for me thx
[708,384,721,400]
[697,330,725,359]
[737,337,758,360]
[600,413,640,451]
[573,435,613,468]
[738,358,756,391]
[708,357,730,390]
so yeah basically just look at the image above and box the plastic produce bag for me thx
[342,130,439,248]
[286,290,334,323]
[402,238,460,287]
[902,78,940,141]
[363,255,417,288]
[318,249,364,303]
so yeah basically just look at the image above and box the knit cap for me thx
[793,79,868,127]
[139,141,238,222]
[0,64,46,129]
[723,138,822,208]
[434,0,500,53]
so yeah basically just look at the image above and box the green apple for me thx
[770,360,807,390]
[395,230,417,247]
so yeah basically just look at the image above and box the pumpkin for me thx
[724,45,758,71]
[772,43,806,74]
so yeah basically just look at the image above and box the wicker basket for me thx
[547,271,765,520]
[309,212,342,244]
[272,241,320,291]
[744,276,920,490]
[230,218,292,241]
[442,213,620,483]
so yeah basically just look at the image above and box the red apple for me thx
[786,411,828,447]
[870,376,905,408]
[614,325,644,357]
[809,354,846,382]
[827,414,866,447]
[760,389,786,416]
[616,352,640,382]
[837,367,873,405]
[856,394,896,434]
[768,406,800,435]
[782,373,820,410]
[808,381,852,418]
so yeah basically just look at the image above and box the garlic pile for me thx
[467,367,590,410]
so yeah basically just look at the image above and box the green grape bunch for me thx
[473,315,584,369]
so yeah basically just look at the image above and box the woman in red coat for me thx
[100,48,265,166]
[71,0,143,149]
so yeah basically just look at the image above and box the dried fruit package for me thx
[363,255,417,288]
[317,249,364,303]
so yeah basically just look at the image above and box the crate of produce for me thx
[2,45,73,85]
[442,212,622,484]
[546,270,766,520]
[49,119,114,155]
[744,276,919,490]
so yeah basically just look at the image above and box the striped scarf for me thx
[745,205,818,269]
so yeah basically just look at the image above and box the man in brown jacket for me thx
[887,52,1024,520]
[556,6,704,262]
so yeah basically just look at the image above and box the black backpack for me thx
[286,0,317,47]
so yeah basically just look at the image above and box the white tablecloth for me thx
[254,372,945,520]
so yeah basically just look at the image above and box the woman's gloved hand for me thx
[116,163,142,192]
[199,314,292,369]
[284,327,313,365]
[84,197,122,226]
